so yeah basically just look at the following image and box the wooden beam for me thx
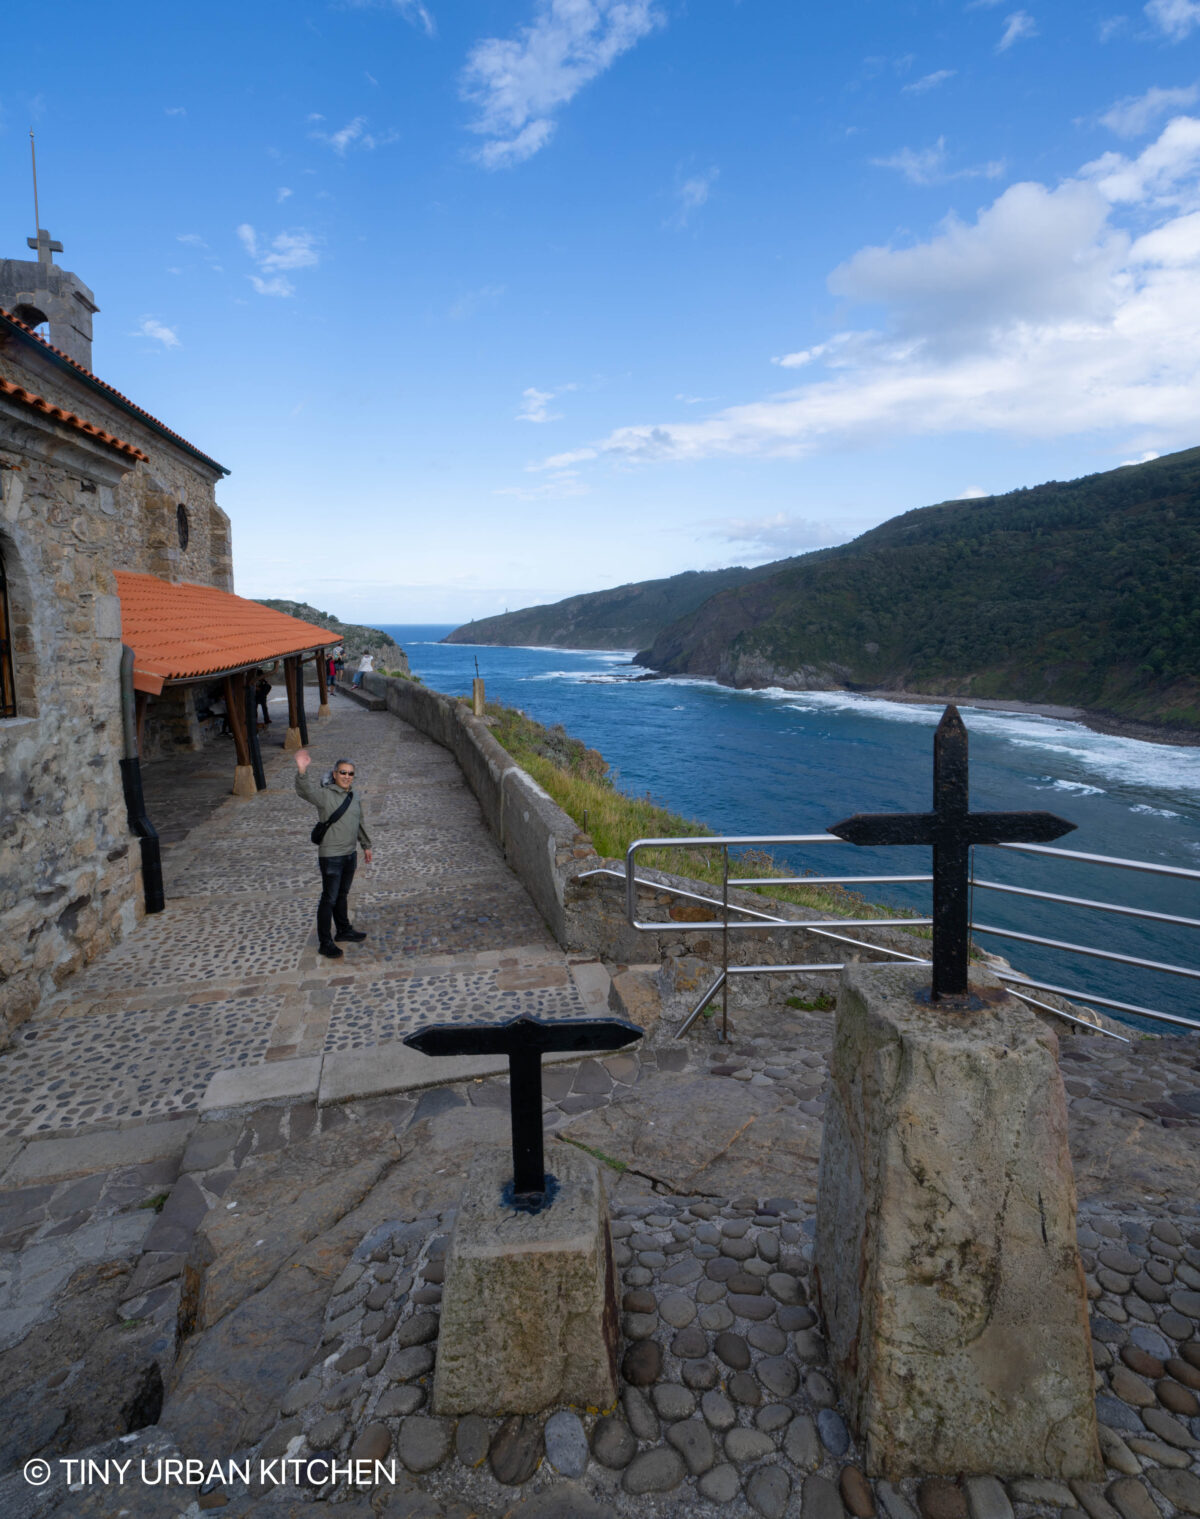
[316,649,330,718]
[283,656,302,751]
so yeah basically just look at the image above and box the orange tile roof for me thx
[0,376,150,462]
[116,572,335,695]
[0,307,228,475]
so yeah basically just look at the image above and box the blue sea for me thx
[379,625,1200,1034]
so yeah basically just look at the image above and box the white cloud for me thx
[309,115,398,153]
[903,69,956,94]
[258,231,320,272]
[1099,16,1129,41]
[1120,449,1161,463]
[132,317,180,348]
[668,166,719,227]
[238,224,320,297]
[529,118,1200,470]
[871,136,1005,186]
[495,470,588,500]
[517,387,560,423]
[249,274,296,297]
[177,232,207,248]
[277,186,294,204]
[394,0,435,36]
[997,10,1038,50]
[346,0,436,35]
[1145,0,1200,39]
[1082,113,1200,202]
[955,486,988,499]
[164,106,187,117]
[461,0,663,169]
[706,514,849,555]
[1102,84,1199,137]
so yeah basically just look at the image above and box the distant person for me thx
[352,653,374,688]
[254,670,272,725]
[294,749,372,959]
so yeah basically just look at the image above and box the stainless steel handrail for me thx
[973,877,1200,930]
[996,841,1200,880]
[602,830,1200,1037]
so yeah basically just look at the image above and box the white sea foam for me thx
[1033,778,1105,796]
[1130,803,1181,818]
[723,686,1200,799]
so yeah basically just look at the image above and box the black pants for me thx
[317,852,357,945]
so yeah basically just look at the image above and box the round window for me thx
[176,502,190,551]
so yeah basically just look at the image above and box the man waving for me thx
[295,750,373,959]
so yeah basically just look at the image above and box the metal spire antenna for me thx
[30,129,40,238]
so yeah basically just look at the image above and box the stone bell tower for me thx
[0,228,98,369]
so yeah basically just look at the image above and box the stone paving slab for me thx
[201,1055,325,1113]
[2,1116,195,1186]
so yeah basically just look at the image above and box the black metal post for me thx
[932,710,971,997]
[119,757,164,914]
[245,683,267,791]
[508,1049,545,1198]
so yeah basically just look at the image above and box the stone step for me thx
[334,681,386,711]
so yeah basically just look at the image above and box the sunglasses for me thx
[336,769,355,777]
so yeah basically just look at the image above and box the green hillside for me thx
[442,562,800,650]
[255,600,407,670]
[638,448,1200,731]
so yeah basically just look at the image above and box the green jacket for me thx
[295,771,372,858]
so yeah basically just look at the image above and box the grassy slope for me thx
[486,703,920,926]
[640,447,1200,728]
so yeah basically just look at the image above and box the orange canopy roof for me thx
[116,572,335,695]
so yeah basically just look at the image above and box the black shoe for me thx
[334,928,367,943]
[319,941,344,959]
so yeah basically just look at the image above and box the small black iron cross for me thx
[403,1014,642,1211]
[828,705,1076,999]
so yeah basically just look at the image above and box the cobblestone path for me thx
[0,693,601,1140]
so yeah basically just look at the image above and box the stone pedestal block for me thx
[432,1147,618,1416]
[283,726,302,752]
[814,962,1100,1481]
[317,703,331,719]
[231,765,256,798]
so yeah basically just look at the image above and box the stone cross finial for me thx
[404,1013,642,1210]
[26,229,63,266]
[829,704,1076,999]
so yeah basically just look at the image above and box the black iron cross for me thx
[828,704,1076,999]
[403,1014,642,1211]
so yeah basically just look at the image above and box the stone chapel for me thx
[0,229,334,1043]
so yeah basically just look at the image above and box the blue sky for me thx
[7,0,1200,622]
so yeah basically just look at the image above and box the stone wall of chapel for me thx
[0,437,141,1043]
[0,329,233,591]
[0,333,232,1039]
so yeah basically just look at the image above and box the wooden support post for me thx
[225,672,256,796]
[283,656,302,751]
[316,650,330,719]
[472,676,485,717]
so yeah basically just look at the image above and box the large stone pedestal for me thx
[432,1147,618,1415]
[814,962,1100,1481]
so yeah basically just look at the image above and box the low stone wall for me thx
[358,673,931,989]
[361,674,594,944]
